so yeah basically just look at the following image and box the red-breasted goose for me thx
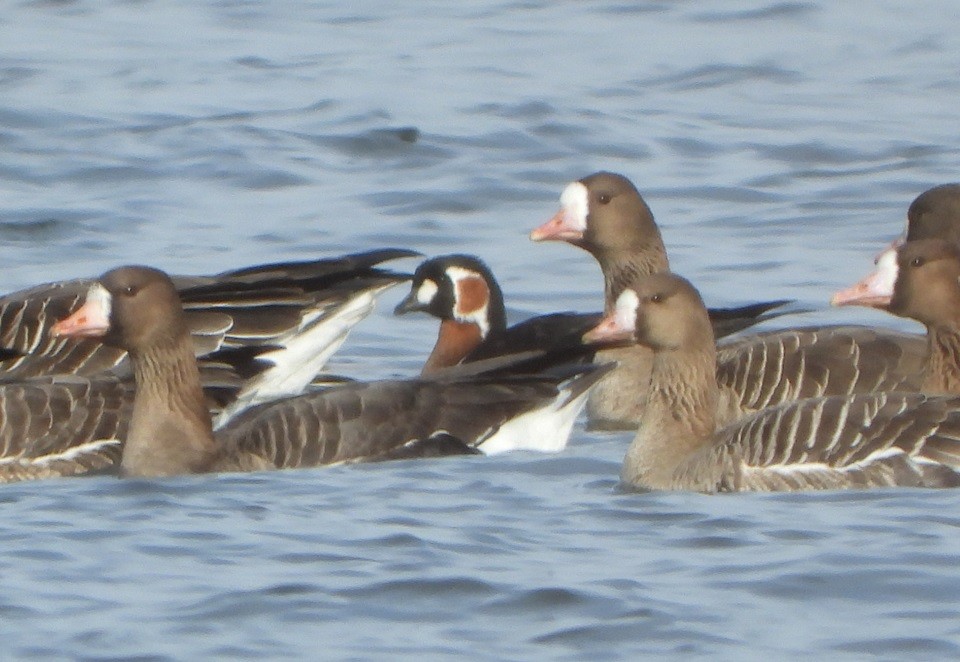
[532,171,926,429]
[50,266,612,478]
[394,254,603,375]
[584,272,960,492]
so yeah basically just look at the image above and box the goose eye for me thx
[650,293,663,303]
[123,285,137,296]
[910,257,923,267]
[597,193,611,205]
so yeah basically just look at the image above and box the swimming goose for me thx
[0,248,415,385]
[0,250,420,483]
[50,266,612,478]
[833,182,960,305]
[584,272,960,492]
[532,171,926,429]
[396,252,794,430]
[832,239,960,396]
[394,254,602,375]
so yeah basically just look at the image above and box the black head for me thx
[394,254,506,335]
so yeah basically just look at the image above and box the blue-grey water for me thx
[1,0,959,658]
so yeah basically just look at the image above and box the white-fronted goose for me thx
[532,171,926,429]
[832,239,960,396]
[584,273,960,492]
[0,248,415,384]
[394,254,603,375]
[0,250,420,483]
[50,266,612,478]
[832,184,960,307]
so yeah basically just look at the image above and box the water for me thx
[1,0,959,658]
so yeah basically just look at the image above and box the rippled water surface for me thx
[2,0,960,658]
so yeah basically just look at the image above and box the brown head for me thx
[906,184,960,246]
[889,240,960,327]
[583,272,714,353]
[530,172,666,259]
[833,239,960,328]
[51,265,189,354]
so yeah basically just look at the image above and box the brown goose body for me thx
[0,248,416,380]
[533,171,924,429]
[0,250,418,483]
[0,375,129,482]
[52,266,611,478]
[584,272,960,493]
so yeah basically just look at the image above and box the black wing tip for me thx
[708,299,802,338]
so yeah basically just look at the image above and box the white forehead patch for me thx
[415,278,439,305]
[87,282,113,320]
[613,289,640,330]
[871,246,899,297]
[559,181,589,231]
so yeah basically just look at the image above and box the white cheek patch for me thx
[559,181,589,231]
[446,266,491,338]
[613,289,640,332]
[415,279,439,305]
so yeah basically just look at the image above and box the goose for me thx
[895,183,960,247]
[0,248,416,397]
[831,239,960,396]
[394,254,602,375]
[583,272,960,492]
[0,249,421,482]
[532,171,926,429]
[833,183,960,305]
[393,253,793,410]
[49,265,612,478]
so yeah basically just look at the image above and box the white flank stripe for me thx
[0,438,121,467]
[745,446,909,480]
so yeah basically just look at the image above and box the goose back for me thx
[695,392,960,492]
[0,248,415,380]
[587,272,960,493]
[51,266,613,479]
